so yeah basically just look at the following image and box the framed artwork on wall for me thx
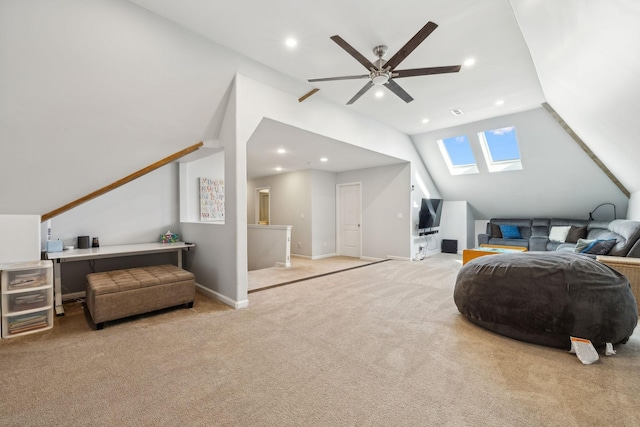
[200,177,224,221]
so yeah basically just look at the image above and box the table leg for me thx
[53,260,65,316]
[178,249,183,269]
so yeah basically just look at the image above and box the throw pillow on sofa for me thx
[490,223,502,238]
[498,224,522,239]
[575,238,617,255]
[565,226,588,243]
[549,226,571,242]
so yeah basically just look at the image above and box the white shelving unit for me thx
[1,261,54,339]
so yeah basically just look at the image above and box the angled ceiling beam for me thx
[298,88,319,103]
[542,102,630,198]
[41,141,204,222]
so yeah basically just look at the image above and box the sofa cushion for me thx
[576,238,617,255]
[566,225,588,243]
[549,226,571,242]
[499,224,522,239]
[490,223,502,238]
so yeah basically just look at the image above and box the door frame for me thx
[336,182,362,258]
[254,186,270,225]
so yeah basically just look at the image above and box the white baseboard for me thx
[311,253,338,260]
[195,283,248,309]
[275,261,291,267]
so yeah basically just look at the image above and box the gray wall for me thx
[248,170,313,257]
[412,107,629,221]
[311,170,337,258]
[41,164,181,295]
[337,163,411,260]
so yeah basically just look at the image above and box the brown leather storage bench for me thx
[86,264,195,330]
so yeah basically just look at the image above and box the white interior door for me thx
[338,183,361,258]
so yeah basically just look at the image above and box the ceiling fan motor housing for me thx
[370,70,390,85]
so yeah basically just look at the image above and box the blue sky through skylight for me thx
[483,126,520,162]
[442,135,475,166]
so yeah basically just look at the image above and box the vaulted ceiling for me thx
[128,0,544,135]
[128,0,640,200]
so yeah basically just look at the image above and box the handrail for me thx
[41,141,204,222]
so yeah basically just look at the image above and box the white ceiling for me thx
[246,119,405,179]
[127,0,545,136]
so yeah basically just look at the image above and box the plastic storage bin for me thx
[1,261,54,338]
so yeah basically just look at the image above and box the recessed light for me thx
[285,38,297,48]
[464,58,475,67]
[277,148,286,154]
[495,100,504,106]
[375,90,384,98]
[421,118,430,124]
[275,167,283,172]
[451,108,464,116]
[320,157,328,162]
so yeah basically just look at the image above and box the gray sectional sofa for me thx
[478,218,640,257]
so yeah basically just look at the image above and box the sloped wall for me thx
[412,107,628,221]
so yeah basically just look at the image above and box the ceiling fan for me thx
[308,21,461,105]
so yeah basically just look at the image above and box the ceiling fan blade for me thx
[384,79,414,103]
[330,35,377,70]
[346,81,374,105]
[308,74,369,83]
[394,65,462,78]
[384,21,438,71]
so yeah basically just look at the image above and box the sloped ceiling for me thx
[511,0,640,195]
[128,0,640,213]
[127,0,545,135]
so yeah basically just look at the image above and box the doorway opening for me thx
[256,187,270,225]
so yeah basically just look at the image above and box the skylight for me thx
[437,135,479,175]
[478,126,523,172]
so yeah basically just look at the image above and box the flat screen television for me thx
[418,198,443,229]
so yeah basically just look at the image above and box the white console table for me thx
[45,242,195,316]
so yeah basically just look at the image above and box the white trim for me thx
[196,283,249,309]
[311,252,338,260]
[275,261,291,267]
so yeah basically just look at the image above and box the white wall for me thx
[439,201,474,252]
[179,150,225,223]
[511,1,640,195]
[1,1,441,307]
[627,191,640,221]
[249,170,313,257]
[0,0,310,217]
[0,215,41,264]
[247,225,291,270]
[311,170,337,258]
[337,163,411,260]
[42,165,180,250]
[412,107,629,220]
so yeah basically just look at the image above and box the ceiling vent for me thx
[451,108,464,116]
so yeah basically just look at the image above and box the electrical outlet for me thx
[298,242,301,248]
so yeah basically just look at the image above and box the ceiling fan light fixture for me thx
[370,70,390,85]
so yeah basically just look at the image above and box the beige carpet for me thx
[1,253,639,426]
[248,255,380,291]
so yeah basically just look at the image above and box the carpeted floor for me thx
[248,255,380,291]
[0,253,639,426]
